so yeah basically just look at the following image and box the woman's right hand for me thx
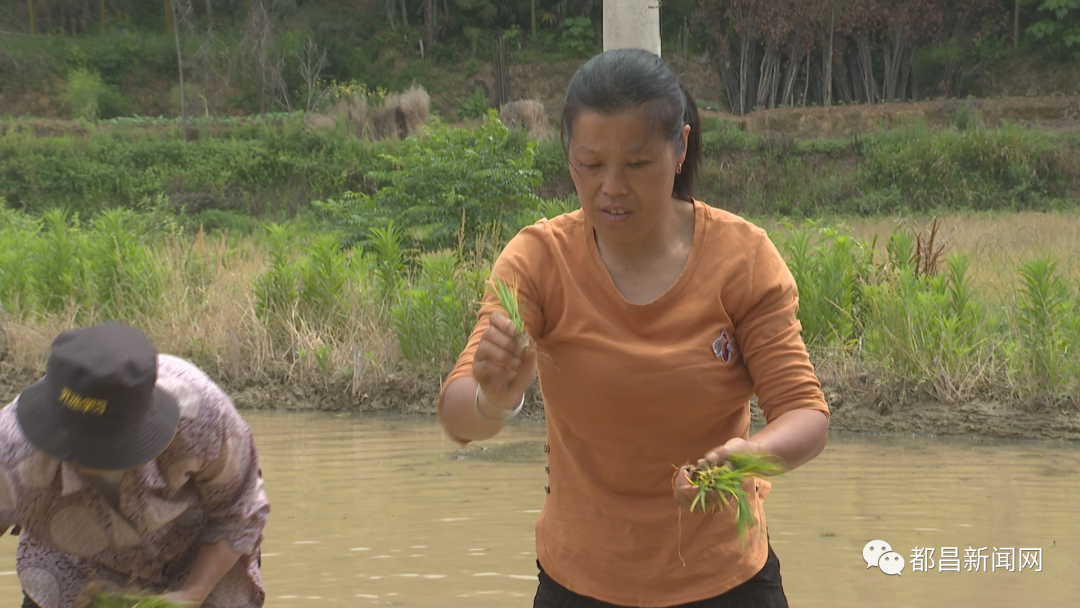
[472,311,537,410]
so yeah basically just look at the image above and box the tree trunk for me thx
[164,0,173,35]
[1014,0,1020,49]
[846,50,864,103]
[883,23,906,103]
[720,59,739,114]
[803,52,813,107]
[206,0,212,30]
[780,25,805,107]
[27,0,35,35]
[907,45,915,100]
[832,50,854,104]
[100,0,105,32]
[386,0,395,30]
[854,33,879,104]
[531,0,536,37]
[400,0,408,27]
[170,0,188,141]
[822,10,834,106]
[756,46,780,110]
[423,0,434,50]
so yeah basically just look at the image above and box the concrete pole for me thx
[603,0,661,57]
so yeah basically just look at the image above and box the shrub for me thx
[390,249,487,373]
[322,112,542,252]
[63,69,106,120]
[860,123,1066,212]
[458,86,491,121]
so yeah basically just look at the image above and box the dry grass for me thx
[374,85,430,140]
[305,94,373,139]
[839,211,1080,299]
[498,99,554,141]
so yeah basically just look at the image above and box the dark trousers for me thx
[534,544,788,608]
[21,595,38,608]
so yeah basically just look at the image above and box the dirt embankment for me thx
[4,356,1079,441]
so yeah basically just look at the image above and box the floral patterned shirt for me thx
[0,355,270,608]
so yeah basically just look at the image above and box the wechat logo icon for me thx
[863,540,906,576]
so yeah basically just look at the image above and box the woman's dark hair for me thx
[560,48,702,201]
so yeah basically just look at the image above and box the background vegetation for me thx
[1,0,1078,120]
[1,113,1079,412]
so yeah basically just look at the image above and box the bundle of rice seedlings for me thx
[682,453,784,538]
[487,276,532,352]
[499,99,553,141]
[87,594,181,608]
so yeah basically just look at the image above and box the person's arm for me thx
[675,230,829,510]
[186,381,270,575]
[441,311,537,443]
[162,539,241,606]
[674,410,828,510]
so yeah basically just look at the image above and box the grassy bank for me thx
[3,112,1079,221]
[2,204,1079,415]
[2,115,1080,424]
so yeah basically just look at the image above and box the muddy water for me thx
[1,411,1078,607]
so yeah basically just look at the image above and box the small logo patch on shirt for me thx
[713,329,735,363]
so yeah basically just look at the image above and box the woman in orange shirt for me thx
[440,49,829,608]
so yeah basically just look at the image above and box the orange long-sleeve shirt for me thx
[441,200,829,606]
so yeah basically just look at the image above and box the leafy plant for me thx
[332,112,542,252]
[390,250,486,372]
[1027,0,1080,60]
[1013,256,1079,404]
[559,17,595,56]
[63,69,106,120]
[297,234,351,328]
[779,222,869,346]
[457,86,490,120]
[253,223,298,321]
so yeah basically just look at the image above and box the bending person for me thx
[0,323,269,608]
[440,49,829,608]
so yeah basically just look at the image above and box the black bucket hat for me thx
[16,323,180,470]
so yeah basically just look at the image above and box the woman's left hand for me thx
[673,437,760,512]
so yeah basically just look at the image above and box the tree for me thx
[881,0,942,102]
[1027,0,1080,59]
[170,0,194,140]
[297,39,328,114]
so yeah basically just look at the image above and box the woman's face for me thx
[567,109,689,247]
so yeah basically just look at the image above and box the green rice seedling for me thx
[487,276,531,352]
[88,594,181,608]
[683,453,784,539]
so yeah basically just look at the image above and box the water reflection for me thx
[0,412,1076,607]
